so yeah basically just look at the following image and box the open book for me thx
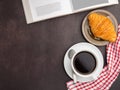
[22,0,119,24]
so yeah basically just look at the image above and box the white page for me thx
[22,0,118,23]
[71,0,108,11]
[71,0,118,12]
[109,0,119,4]
[28,0,72,21]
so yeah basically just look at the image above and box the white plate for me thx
[82,9,118,46]
[63,42,104,82]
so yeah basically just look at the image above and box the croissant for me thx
[88,13,117,42]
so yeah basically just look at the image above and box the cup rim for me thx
[71,50,99,77]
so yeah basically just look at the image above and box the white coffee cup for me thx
[68,43,104,83]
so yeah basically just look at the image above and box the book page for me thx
[71,0,108,11]
[109,0,119,4]
[28,0,72,21]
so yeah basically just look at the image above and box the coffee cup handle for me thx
[73,73,77,83]
[68,49,76,59]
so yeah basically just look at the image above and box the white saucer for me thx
[63,42,104,82]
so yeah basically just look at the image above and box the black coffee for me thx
[73,51,96,74]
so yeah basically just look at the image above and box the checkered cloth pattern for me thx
[67,25,120,90]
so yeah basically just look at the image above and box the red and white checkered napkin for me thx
[67,25,120,90]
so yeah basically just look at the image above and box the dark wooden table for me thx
[0,0,120,90]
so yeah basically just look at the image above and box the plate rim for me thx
[82,9,118,46]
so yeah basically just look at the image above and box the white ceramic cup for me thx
[68,43,104,83]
